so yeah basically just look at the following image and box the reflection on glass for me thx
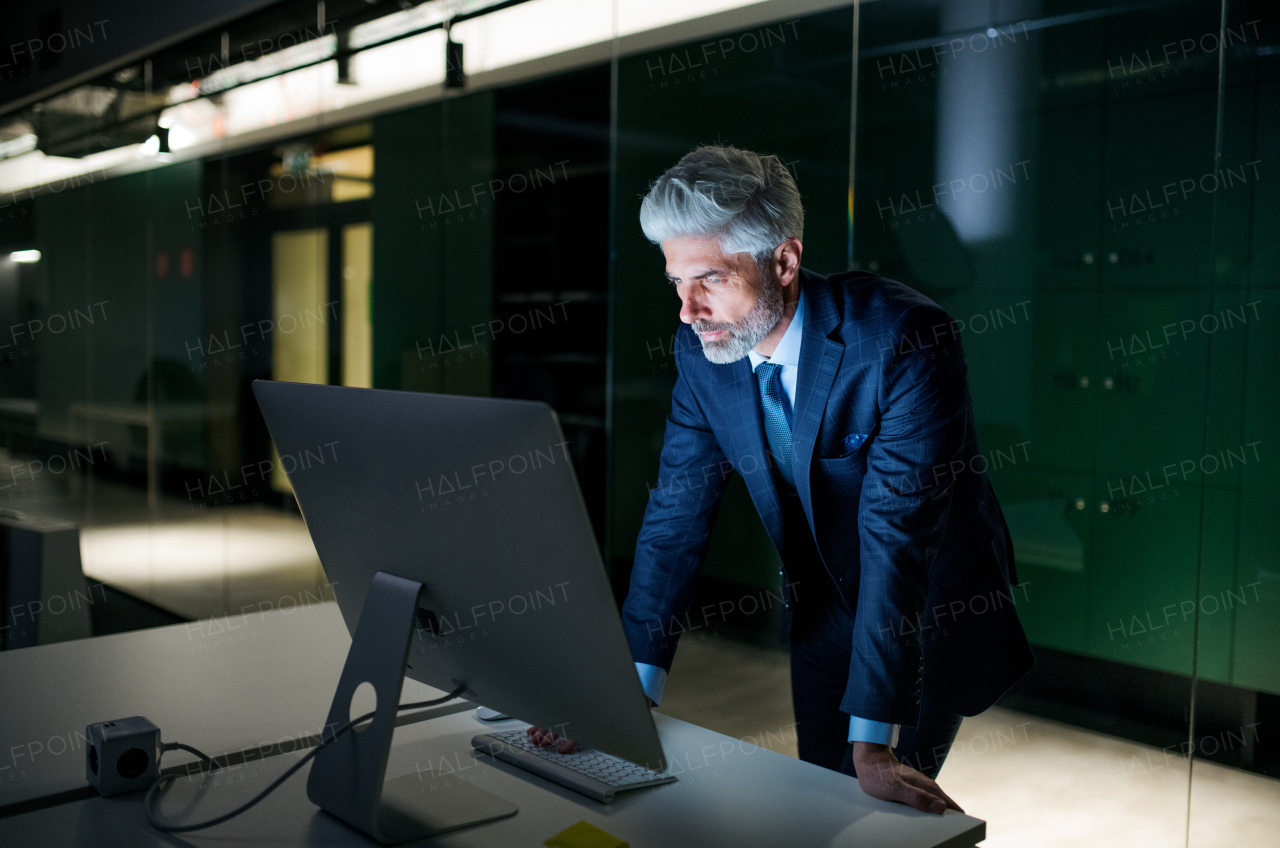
[342,223,374,389]
[270,228,329,493]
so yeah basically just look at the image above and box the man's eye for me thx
[705,277,725,285]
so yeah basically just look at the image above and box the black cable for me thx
[144,683,468,834]
[161,741,214,771]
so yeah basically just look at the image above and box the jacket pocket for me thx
[839,432,868,457]
[824,433,870,461]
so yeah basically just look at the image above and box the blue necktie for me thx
[755,361,794,488]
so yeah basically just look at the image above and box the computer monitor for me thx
[252,379,664,841]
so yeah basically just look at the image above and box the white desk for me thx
[0,602,455,813]
[0,603,985,847]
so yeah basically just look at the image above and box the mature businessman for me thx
[532,145,1034,813]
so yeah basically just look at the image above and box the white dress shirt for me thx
[635,287,900,748]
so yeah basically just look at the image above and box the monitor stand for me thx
[307,571,517,845]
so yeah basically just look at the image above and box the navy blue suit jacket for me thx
[621,266,1035,727]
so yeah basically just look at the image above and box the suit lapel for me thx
[791,268,846,517]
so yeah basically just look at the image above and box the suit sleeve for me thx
[621,326,733,671]
[842,304,972,726]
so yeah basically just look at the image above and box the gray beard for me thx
[693,273,786,364]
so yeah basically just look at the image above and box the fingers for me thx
[903,770,964,813]
[525,727,577,753]
[933,785,963,812]
[859,763,956,816]
[889,781,946,815]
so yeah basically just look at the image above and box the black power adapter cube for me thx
[85,716,162,796]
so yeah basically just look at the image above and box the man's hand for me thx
[852,742,963,815]
[527,726,577,754]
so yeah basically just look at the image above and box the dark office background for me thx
[0,0,1276,837]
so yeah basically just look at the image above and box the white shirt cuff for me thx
[848,716,900,746]
[634,662,667,707]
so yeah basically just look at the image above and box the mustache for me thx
[692,321,736,334]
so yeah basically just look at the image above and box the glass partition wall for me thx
[842,1,1277,844]
[1,0,1275,843]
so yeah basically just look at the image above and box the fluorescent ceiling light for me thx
[197,35,337,96]
[349,0,516,49]
[0,133,37,160]
[167,124,196,150]
[10,250,41,263]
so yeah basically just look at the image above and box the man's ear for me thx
[774,238,803,287]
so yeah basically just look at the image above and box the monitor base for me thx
[368,771,516,842]
[307,571,517,845]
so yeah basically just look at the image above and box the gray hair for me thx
[639,144,804,269]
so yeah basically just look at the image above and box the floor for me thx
[77,509,328,621]
[0,447,327,621]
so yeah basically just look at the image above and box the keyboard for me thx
[471,729,676,803]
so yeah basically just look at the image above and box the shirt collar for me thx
[748,285,805,371]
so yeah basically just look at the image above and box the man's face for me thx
[663,236,783,364]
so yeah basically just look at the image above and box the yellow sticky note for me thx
[543,820,629,848]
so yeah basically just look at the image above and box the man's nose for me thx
[679,289,708,324]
